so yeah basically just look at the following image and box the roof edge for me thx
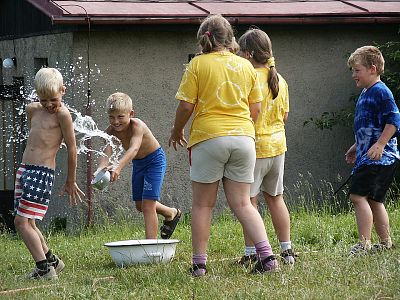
[52,16,400,25]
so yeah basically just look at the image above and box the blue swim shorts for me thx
[132,147,166,201]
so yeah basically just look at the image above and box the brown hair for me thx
[347,45,385,75]
[238,28,279,99]
[197,15,236,54]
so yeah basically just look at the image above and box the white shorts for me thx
[190,136,256,184]
[250,153,285,197]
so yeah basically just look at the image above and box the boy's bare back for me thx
[22,102,74,169]
[107,117,160,160]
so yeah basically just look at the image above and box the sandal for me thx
[160,208,182,239]
[189,263,207,277]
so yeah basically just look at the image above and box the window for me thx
[34,58,48,73]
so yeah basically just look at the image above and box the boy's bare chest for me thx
[31,111,60,131]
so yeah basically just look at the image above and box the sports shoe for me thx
[349,241,372,256]
[370,242,394,254]
[251,255,280,274]
[234,254,258,268]
[280,248,296,265]
[27,266,57,280]
[49,254,65,274]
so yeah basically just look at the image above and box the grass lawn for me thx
[0,207,399,299]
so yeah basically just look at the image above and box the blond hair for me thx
[106,92,133,113]
[34,68,64,99]
[347,46,385,75]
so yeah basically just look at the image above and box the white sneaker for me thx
[280,249,296,265]
[50,254,65,274]
[27,266,58,280]
[370,241,394,253]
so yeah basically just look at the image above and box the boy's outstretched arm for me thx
[59,109,85,205]
[367,124,397,160]
[110,121,144,182]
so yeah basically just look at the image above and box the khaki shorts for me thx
[190,136,256,183]
[250,153,285,197]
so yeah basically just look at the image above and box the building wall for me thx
[1,24,399,228]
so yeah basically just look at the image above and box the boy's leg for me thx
[351,193,373,241]
[31,219,49,254]
[141,199,158,239]
[156,203,178,221]
[30,219,64,274]
[14,215,47,262]
[135,201,142,212]
[368,199,391,245]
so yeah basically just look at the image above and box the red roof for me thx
[27,0,400,24]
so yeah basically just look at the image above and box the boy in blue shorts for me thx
[345,46,400,255]
[96,92,181,239]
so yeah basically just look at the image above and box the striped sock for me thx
[192,253,207,265]
[192,253,207,276]
[255,240,273,260]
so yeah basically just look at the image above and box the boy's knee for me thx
[350,194,366,204]
[141,200,157,214]
[14,215,27,230]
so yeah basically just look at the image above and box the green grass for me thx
[0,208,399,299]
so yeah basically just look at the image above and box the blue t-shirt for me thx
[353,81,400,173]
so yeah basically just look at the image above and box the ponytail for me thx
[267,57,279,99]
[267,67,279,99]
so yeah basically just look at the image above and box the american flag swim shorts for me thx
[14,164,55,220]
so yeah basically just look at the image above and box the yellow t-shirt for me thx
[255,68,289,158]
[176,51,263,148]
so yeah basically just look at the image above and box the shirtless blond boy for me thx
[14,68,85,279]
[96,92,181,239]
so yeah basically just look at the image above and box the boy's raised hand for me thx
[60,182,85,206]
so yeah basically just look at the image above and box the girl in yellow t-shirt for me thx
[169,15,279,276]
[237,28,295,266]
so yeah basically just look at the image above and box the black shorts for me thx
[349,162,398,203]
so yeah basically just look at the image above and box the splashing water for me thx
[1,88,123,166]
[1,61,113,188]
[65,103,124,167]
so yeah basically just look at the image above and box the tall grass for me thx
[1,177,399,299]
[1,203,399,299]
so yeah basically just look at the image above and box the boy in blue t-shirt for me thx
[345,46,400,255]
